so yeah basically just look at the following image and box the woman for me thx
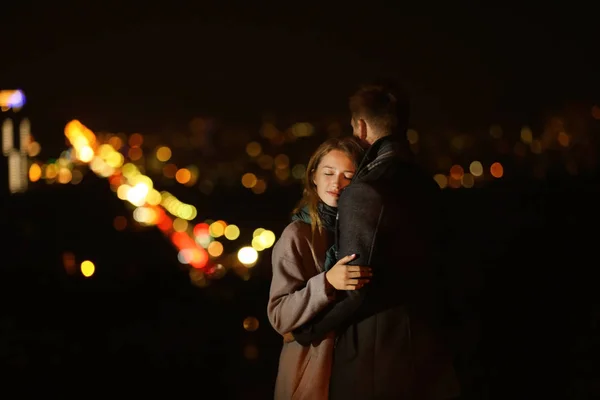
[267,137,372,399]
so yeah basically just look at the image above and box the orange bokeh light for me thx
[490,162,504,178]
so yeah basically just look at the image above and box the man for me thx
[292,81,460,399]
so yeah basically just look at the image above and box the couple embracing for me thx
[268,81,461,400]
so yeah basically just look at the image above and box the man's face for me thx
[351,118,359,138]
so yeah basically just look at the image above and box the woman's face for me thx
[313,149,356,207]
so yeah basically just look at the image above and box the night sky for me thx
[1,3,598,140]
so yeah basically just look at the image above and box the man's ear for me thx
[358,119,368,141]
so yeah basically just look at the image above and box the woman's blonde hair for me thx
[293,136,365,236]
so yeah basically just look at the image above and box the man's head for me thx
[349,80,409,147]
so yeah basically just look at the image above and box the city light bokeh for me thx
[3,89,600,287]
[58,119,277,284]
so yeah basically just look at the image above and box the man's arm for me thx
[293,182,383,345]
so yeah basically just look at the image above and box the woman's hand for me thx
[325,254,372,291]
[283,332,295,343]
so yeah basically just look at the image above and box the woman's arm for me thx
[267,222,336,335]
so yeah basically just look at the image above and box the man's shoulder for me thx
[363,158,438,191]
[339,180,382,207]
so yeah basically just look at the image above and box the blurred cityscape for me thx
[2,89,599,398]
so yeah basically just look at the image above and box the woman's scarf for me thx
[291,202,338,271]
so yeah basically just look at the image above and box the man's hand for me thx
[325,254,372,291]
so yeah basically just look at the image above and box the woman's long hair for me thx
[293,136,365,237]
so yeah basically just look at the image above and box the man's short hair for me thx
[349,79,409,134]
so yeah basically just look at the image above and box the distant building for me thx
[1,89,29,194]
